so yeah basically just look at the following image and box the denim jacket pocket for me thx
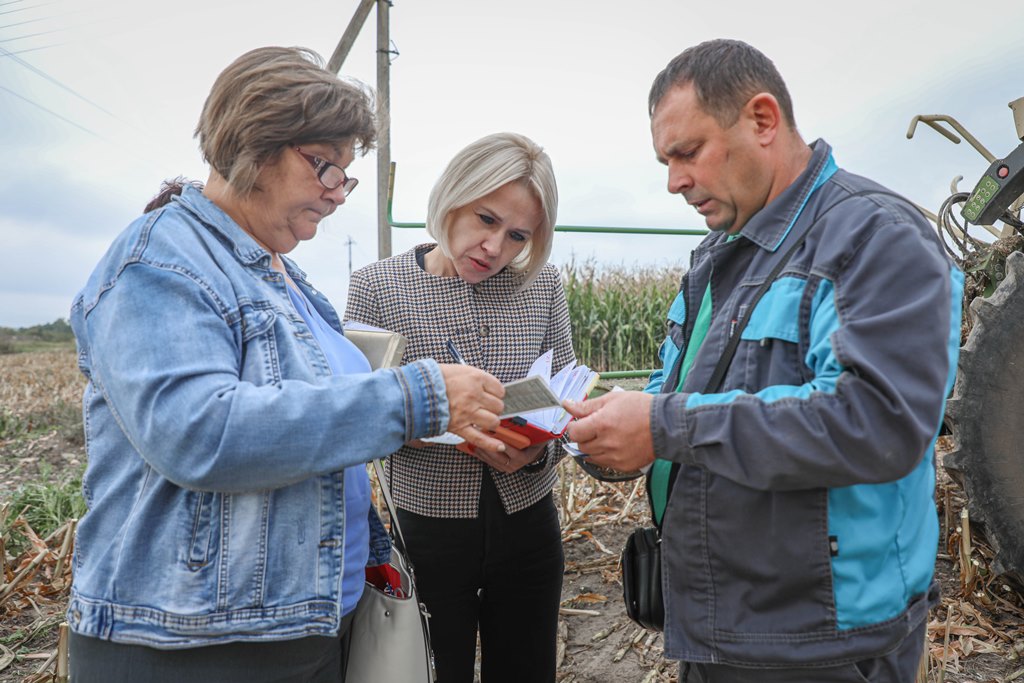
[236,303,281,382]
[237,303,276,342]
[187,491,216,569]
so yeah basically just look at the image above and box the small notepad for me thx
[424,350,599,448]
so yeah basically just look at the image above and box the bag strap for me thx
[703,189,912,393]
[646,190,915,533]
[371,458,412,558]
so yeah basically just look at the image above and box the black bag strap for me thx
[647,188,913,532]
[703,189,912,393]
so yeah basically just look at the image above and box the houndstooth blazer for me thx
[344,244,575,517]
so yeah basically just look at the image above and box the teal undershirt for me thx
[648,155,836,524]
[649,236,734,526]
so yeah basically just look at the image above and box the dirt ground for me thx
[2,352,1024,682]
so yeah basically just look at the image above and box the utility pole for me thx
[328,0,393,260]
[327,0,375,73]
[345,235,355,277]
[375,0,392,260]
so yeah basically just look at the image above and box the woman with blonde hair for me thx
[345,132,572,683]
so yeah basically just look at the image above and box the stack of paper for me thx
[514,350,599,435]
[424,349,599,448]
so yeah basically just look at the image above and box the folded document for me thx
[425,350,599,450]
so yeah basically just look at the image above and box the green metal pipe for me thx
[385,162,678,380]
[386,162,707,236]
[597,370,654,379]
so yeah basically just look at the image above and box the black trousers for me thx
[396,474,565,683]
[68,610,356,683]
[680,618,928,683]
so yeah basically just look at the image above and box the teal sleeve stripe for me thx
[667,289,686,324]
[945,267,965,395]
[646,290,688,396]
[645,368,666,395]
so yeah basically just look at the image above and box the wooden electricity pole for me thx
[328,0,393,260]
[375,0,392,260]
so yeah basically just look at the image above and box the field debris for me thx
[3,353,1024,682]
[0,506,73,682]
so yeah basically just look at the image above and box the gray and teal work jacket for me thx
[646,139,963,666]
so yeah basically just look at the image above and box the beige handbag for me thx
[345,459,436,681]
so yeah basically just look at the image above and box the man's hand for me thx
[470,442,545,473]
[564,391,656,472]
[438,363,507,454]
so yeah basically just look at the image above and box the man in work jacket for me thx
[565,38,963,682]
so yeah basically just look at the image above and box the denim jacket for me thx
[68,186,449,648]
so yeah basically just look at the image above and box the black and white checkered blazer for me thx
[344,244,575,517]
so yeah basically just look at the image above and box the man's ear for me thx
[744,92,782,146]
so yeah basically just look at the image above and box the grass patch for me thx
[0,401,82,444]
[0,338,75,355]
[2,471,86,555]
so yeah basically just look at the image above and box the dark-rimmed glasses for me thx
[293,147,358,196]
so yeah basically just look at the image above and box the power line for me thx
[0,1,57,17]
[0,44,118,118]
[0,40,62,55]
[0,14,51,30]
[0,25,66,41]
[0,84,100,137]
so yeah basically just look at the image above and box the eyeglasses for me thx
[293,147,359,196]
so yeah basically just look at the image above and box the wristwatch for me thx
[522,449,549,473]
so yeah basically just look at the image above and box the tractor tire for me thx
[945,250,1024,580]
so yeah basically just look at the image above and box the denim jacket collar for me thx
[172,184,314,278]
[173,184,321,290]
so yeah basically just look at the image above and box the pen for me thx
[445,338,526,452]
[446,339,467,365]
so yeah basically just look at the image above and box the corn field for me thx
[562,260,683,374]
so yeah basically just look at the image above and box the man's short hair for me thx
[648,39,796,129]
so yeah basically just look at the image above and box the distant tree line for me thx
[0,319,74,354]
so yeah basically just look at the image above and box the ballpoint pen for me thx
[445,339,468,365]
[445,339,531,451]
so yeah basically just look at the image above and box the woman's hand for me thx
[439,363,507,454]
[472,442,546,473]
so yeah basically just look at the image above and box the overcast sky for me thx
[1,0,1021,328]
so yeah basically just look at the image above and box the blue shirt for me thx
[287,284,372,616]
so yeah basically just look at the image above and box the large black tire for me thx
[945,250,1024,579]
